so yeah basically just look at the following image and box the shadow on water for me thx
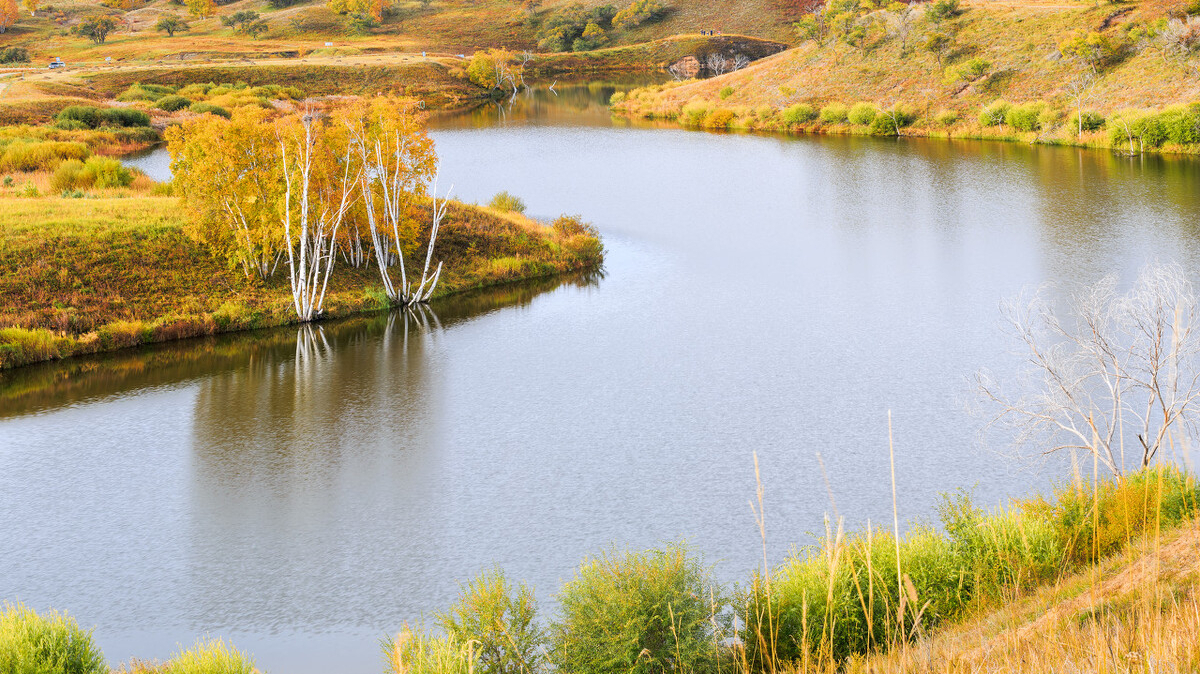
[0,271,599,419]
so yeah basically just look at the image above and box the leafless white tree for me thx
[278,111,360,321]
[1158,17,1200,65]
[885,3,919,54]
[732,53,751,71]
[706,53,728,76]
[1063,69,1096,136]
[976,264,1200,477]
[668,62,688,80]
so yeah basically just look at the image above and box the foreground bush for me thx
[167,638,255,674]
[0,603,107,674]
[439,569,544,674]
[553,543,722,674]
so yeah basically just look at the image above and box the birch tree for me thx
[338,97,449,306]
[977,263,1200,476]
[276,108,361,321]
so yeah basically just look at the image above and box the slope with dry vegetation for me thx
[616,0,1200,155]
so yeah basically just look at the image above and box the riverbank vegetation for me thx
[4,463,1197,673]
[0,194,602,369]
[615,0,1200,156]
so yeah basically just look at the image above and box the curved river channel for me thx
[6,84,1200,672]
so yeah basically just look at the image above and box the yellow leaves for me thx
[184,0,214,18]
[328,0,383,21]
[0,0,18,33]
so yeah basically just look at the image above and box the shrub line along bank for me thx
[611,0,1200,157]
[3,465,1198,674]
[615,83,1200,157]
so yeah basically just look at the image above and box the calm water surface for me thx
[8,85,1200,672]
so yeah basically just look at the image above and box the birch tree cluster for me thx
[167,96,451,321]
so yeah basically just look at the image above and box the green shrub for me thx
[0,140,90,172]
[612,0,667,30]
[189,102,232,119]
[819,102,848,123]
[155,95,193,112]
[553,543,722,674]
[977,100,1012,127]
[1107,109,1170,149]
[1004,101,1049,132]
[53,119,89,131]
[782,103,817,125]
[488,191,527,214]
[53,156,135,191]
[56,106,151,129]
[0,603,107,674]
[946,57,992,84]
[927,0,960,22]
[681,99,711,126]
[719,86,735,100]
[935,108,960,126]
[1069,110,1105,132]
[1160,103,1200,145]
[939,491,1064,602]
[869,107,916,135]
[167,638,255,674]
[0,46,31,64]
[439,569,544,674]
[51,159,86,191]
[116,83,176,102]
[847,102,879,126]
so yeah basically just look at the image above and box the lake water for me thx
[8,85,1200,672]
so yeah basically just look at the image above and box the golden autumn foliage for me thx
[0,0,18,34]
[328,0,384,22]
[166,107,284,278]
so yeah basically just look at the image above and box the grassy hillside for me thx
[849,519,1200,673]
[616,0,1200,154]
[0,195,603,369]
[0,0,804,61]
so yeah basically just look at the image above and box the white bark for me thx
[279,111,359,322]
